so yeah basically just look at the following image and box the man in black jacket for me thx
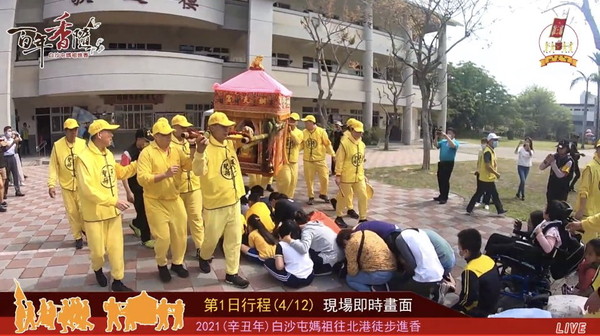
[331,121,344,175]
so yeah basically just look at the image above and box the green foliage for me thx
[362,127,383,146]
[448,62,573,141]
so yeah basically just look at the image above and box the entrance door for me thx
[36,115,51,156]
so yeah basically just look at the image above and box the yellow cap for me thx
[346,118,358,127]
[208,112,236,127]
[366,182,374,200]
[152,120,174,135]
[290,113,300,121]
[88,119,119,136]
[301,115,316,123]
[63,118,79,129]
[172,114,193,127]
[352,120,365,133]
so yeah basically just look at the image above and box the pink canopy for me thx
[213,68,292,96]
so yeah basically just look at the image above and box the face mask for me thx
[492,140,499,148]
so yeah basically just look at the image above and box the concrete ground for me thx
[0,140,591,293]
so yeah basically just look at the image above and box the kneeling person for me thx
[137,119,193,283]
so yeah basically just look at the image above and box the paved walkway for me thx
[1,141,586,293]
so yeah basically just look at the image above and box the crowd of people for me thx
[3,113,600,316]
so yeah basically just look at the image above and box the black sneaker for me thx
[307,198,314,205]
[438,200,447,204]
[266,184,275,192]
[171,264,189,278]
[319,194,330,203]
[95,269,107,287]
[347,209,359,219]
[497,210,508,217]
[330,198,337,211]
[433,196,441,201]
[15,192,25,197]
[225,274,249,289]
[0,205,6,212]
[1,201,6,206]
[75,238,83,250]
[199,258,211,274]
[335,217,348,228]
[358,219,368,223]
[111,280,134,292]
[158,265,172,283]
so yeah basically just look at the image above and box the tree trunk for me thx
[421,99,431,171]
[384,115,392,150]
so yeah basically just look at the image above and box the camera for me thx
[434,127,443,135]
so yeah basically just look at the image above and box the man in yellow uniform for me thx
[193,112,249,289]
[48,118,87,249]
[301,115,335,205]
[276,112,303,199]
[334,120,368,228]
[137,119,192,283]
[574,140,600,226]
[171,115,204,260]
[75,119,137,291]
[330,119,360,219]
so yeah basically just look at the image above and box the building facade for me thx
[561,92,599,140]
[1,0,445,151]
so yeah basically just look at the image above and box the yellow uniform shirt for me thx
[577,155,600,218]
[478,146,498,182]
[582,213,600,243]
[192,136,244,210]
[245,202,276,233]
[248,230,276,259]
[335,134,366,183]
[75,142,137,222]
[48,136,87,191]
[171,135,201,193]
[302,127,335,162]
[136,142,192,200]
[285,127,303,164]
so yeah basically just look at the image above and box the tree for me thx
[376,50,412,150]
[517,86,573,140]
[301,0,363,126]
[543,0,599,51]
[375,0,490,170]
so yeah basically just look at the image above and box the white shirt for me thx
[400,229,444,283]
[517,146,533,167]
[3,136,16,156]
[278,242,314,279]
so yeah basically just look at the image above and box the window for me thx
[302,57,316,69]
[272,53,292,67]
[191,46,230,61]
[320,59,338,72]
[185,104,213,125]
[273,2,291,9]
[373,111,380,128]
[114,104,154,130]
[350,109,363,121]
[107,43,162,51]
[49,107,74,133]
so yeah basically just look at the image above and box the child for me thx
[564,238,600,296]
[474,137,491,210]
[241,215,277,264]
[263,220,315,288]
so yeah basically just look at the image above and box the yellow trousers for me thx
[180,189,204,249]
[276,163,298,199]
[201,202,242,275]
[145,197,188,266]
[248,174,272,189]
[336,180,368,220]
[334,187,355,213]
[85,217,124,280]
[304,160,329,198]
[62,189,84,240]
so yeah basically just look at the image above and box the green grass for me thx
[366,158,579,220]
[460,138,560,151]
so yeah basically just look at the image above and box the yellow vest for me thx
[245,202,276,233]
[302,127,335,162]
[75,141,137,222]
[192,137,244,210]
[478,146,497,182]
[576,155,600,217]
[137,142,192,200]
[285,127,303,164]
[47,136,87,191]
[335,135,366,183]
[171,135,201,193]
